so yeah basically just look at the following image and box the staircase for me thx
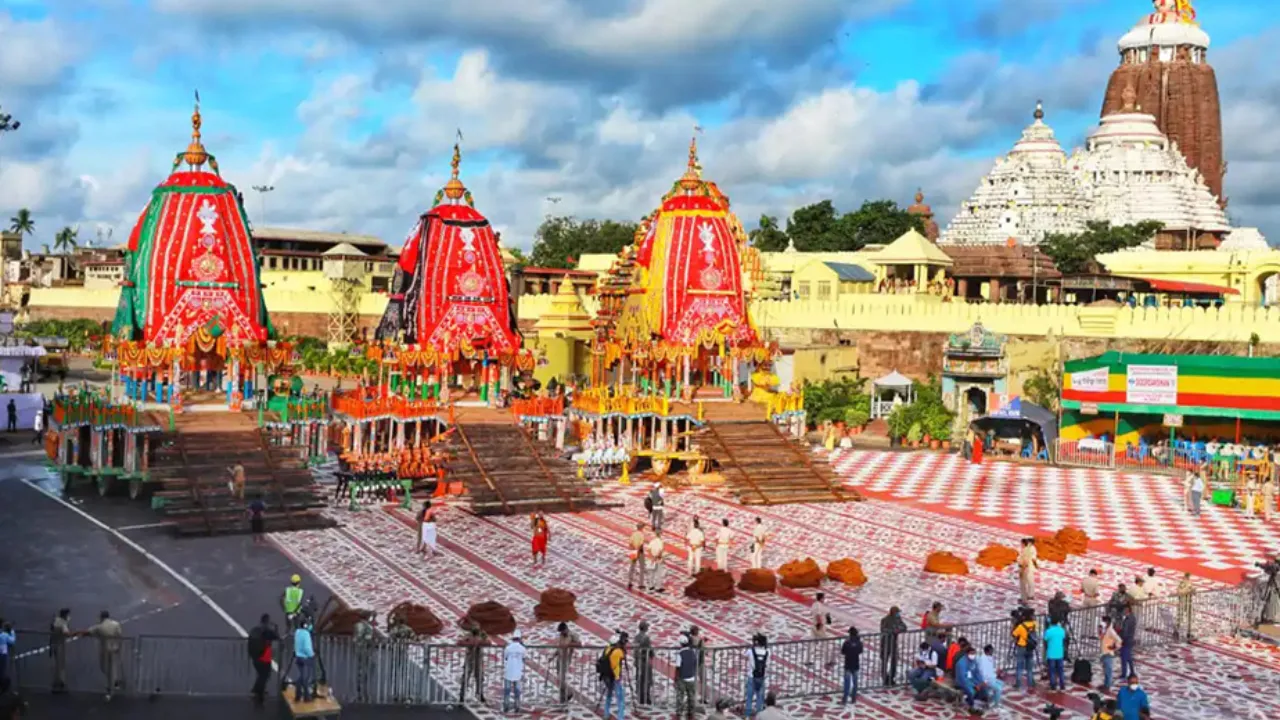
[699,420,853,505]
[149,412,333,535]
[445,419,600,515]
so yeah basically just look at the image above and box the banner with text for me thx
[1126,365,1178,405]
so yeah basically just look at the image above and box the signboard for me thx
[1126,365,1178,405]
[1080,402,1099,416]
[1163,414,1183,428]
[1071,367,1110,393]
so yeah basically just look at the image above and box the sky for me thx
[1,0,1279,252]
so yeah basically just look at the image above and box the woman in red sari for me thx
[531,512,550,567]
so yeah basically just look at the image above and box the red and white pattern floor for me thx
[276,453,1280,719]
[829,449,1280,584]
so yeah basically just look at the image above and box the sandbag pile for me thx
[684,569,736,601]
[924,551,970,575]
[738,568,779,593]
[975,544,1019,570]
[389,602,444,636]
[826,558,868,586]
[458,601,517,635]
[779,558,824,588]
[533,588,579,622]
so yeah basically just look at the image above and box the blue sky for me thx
[2,0,1278,250]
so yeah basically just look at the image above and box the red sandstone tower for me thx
[1100,0,1225,204]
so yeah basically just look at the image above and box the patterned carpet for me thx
[277,455,1280,720]
[829,449,1280,583]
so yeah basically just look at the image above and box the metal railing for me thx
[8,584,1261,710]
[1054,439,1279,485]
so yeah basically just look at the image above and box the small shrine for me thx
[940,323,1010,430]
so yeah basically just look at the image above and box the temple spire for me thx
[1033,99,1044,121]
[442,136,467,202]
[182,90,209,170]
[678,135,703,193]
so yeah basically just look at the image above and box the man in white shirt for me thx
[646,532,666,592]
[686,518,706,576]
[716,518,732,571]
[975,644,1003,707]
[812,593,832,639]
[1128,576,1149,603]
[750,517,768,569]
[502,630,526,713]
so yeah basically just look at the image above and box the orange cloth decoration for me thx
[778,558,825,588]
[1054,527,1090,555]
[826,558,868,586]
[976,544,1019,570]
[738,568,779,593]
[1034,536,1068,564]
[924,551,970,575]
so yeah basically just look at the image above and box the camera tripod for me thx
[1258,567,1280,626]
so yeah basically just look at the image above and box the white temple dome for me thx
[940,102,1091,247]
[1218,228,1269,251]
[1072,106,1229,236]
[1118,1,1210,52]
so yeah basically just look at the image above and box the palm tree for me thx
[53,226,78,254]
[8,208,34,239]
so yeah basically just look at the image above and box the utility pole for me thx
[252,185,275,226]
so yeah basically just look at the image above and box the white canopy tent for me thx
[871,370,915,419]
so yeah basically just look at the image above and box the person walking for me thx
[750,517,768,569]
[1263,476,1276,522]
[531,512,550,567]
[353,611,376,703]
[502,630,526,714]
[1099,615,1122,692]
[227,462,246,500]
[292,616,316,702]
[1011,609,1037,691]
[554,622,580,704]
[415,501,433,554]
[633,621,653,706]
[675,635,698,720]
[716,518,732,571]
[1082,568,1102,607]
[49,609,71,693]
[32,407,44,445]
[1044,619,1067,691]
[421,513,439,558]
[840,626,863,705]
[811,592,832,639]
[601,633,627,720]
[1118,604,1138,679]
[1017,538,1039,604]
[1175,572,1195,640]
[83,611,124,701]
[7,399,17,432]
[646,482,665,533]
[1189,469,1205,516]
[0,621,13,694]
[645,532,665,593]
[247,614,280,706]
[686,517,705,576]
[879,607,907,686]
[281,575,305,629]
[459,622,488,704]
[744,634,769,718]
[627,523,646,590]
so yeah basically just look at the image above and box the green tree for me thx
[8,208,34,239]
[840,199,925,249]
[53,226,79,254]
[530,216,637,269]
[1022,367,1060,412]
[748,214,790,251]
[1040,220,1164,275]
[786,200,843,251]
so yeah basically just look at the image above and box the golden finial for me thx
[442,140,466,201]
[1033,100,1044,121]
[678,136,703,192]
[182,90,208,170]
[915,188,925,204]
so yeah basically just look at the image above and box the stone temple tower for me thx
[1100,0,1225,205]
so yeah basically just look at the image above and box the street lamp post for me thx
[252,184,275,226]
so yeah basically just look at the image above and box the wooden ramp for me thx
[445,416,600,515]
[149,412,333,535]
[699,420,854,505]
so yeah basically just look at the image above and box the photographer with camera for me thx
[1011,607,1038,691]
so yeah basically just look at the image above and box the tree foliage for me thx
[54,226,79,254]
[802,376,870,427]
[1022,367,1060,412]
[757,199,924,252]
[18,318,106,351]
[886,377,955,441]
[530,216,637,269]
[1040,220,1164,275]
[0,105,18,134]
[8,208,35,238]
